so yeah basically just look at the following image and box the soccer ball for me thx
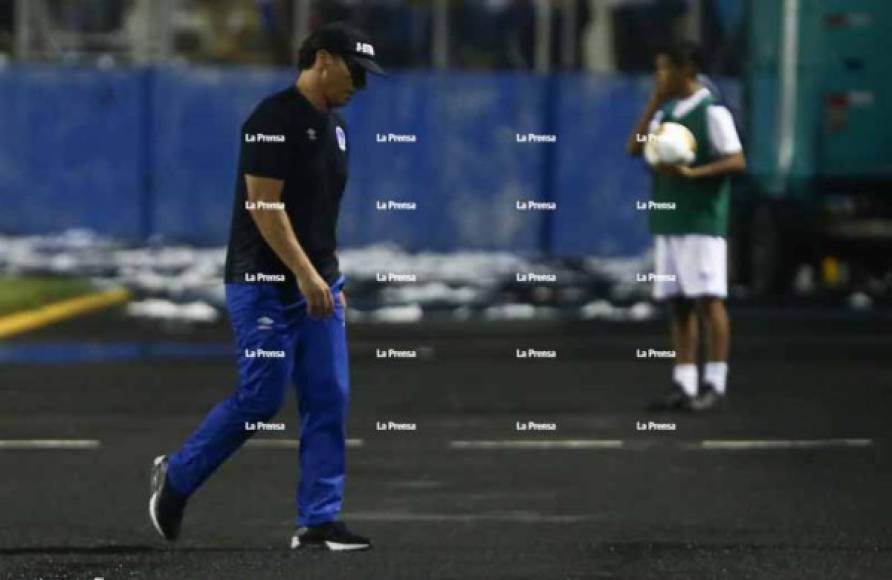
[643,122,697,167]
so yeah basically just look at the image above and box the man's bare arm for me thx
[245,174,334,317]
[662,151,746,180]
[689,151,746,178]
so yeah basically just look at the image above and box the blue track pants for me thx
[167,277,349,527]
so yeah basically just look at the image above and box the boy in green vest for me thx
[626,43,746,411]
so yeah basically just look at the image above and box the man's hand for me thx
[657,153,746,180]
[296,269,335,318]
[656,163,697,178]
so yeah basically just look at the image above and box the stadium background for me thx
[1,0,887,310]
[0,2,890,579]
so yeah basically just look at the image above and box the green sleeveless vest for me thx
[649,93,731,237]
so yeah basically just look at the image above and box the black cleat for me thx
[149,455,186,541]
[690,383,726,412]
[647,381,694,412]
[290,521,372,552]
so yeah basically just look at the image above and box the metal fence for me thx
[4,0,743,73]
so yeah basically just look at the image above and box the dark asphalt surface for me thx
[1,308,891,579]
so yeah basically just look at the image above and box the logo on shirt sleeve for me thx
[356,42,375,56]
[336,126,347,152]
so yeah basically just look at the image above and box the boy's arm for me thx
[667,151,746,179]
[665,104,746,179]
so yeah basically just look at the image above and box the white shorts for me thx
[652,235,727,300]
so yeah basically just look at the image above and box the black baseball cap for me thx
[298,22,385,77]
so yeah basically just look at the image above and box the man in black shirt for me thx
[149,23,383,551]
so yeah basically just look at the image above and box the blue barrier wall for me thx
[0,67,147,239]
[149,67,292,242]
[343,72,550,253]
[0,66,741,257]
[551,74,651,256]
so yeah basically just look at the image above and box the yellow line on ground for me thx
[0,288,131,339]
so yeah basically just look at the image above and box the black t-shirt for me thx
[224,85,348,294]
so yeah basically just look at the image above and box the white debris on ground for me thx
[0,229,660,322]
[367,304,425,323]
[579,299,656,321]
[483,303,543,320]
[339,244,529,286]
[126,299,220,322]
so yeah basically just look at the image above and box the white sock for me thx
[704,361,728,394]
[672,364,698,397]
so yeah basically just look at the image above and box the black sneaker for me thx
[290,521,372,552]
[690,383,726,412]
[149,455,186,541]
[647,381,694,412]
